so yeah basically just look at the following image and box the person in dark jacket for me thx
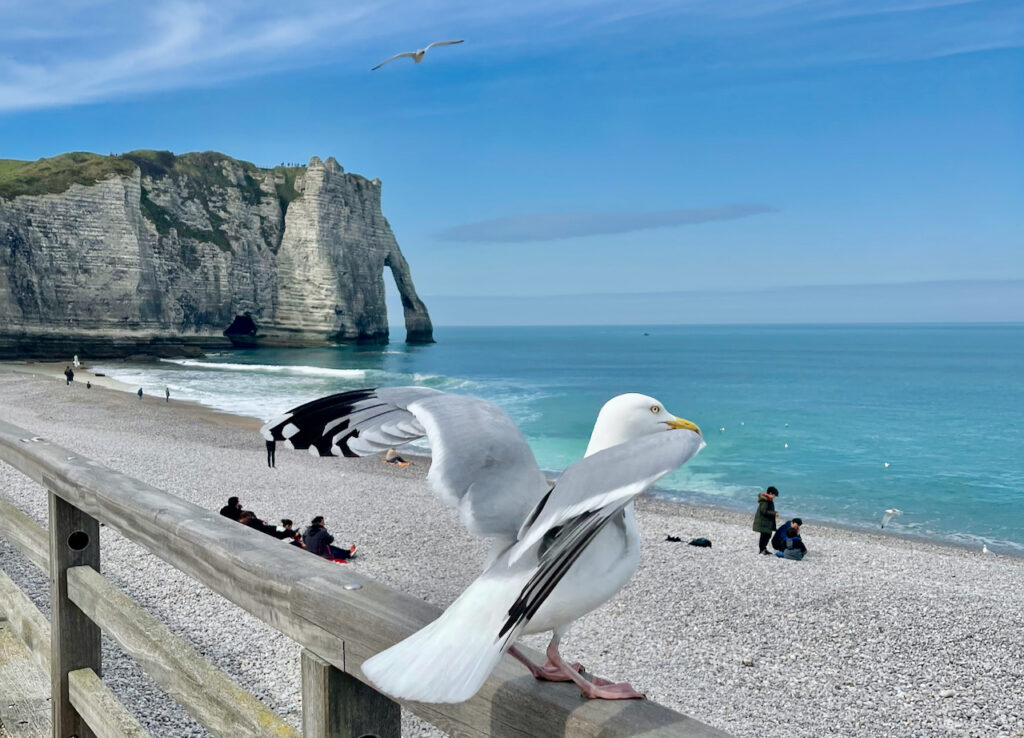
[774,520,807,560]
[752,486,780,555]
[772,518,803,552]
[239,510,278,536]
[302,516,356,560]
[266,439,276,468]
[219,496,242,521]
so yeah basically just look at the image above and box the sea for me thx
[88,324,1024,554]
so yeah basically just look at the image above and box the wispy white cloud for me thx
[0,1,386,111]
[435,205,776,243]
[0,0,1019,113]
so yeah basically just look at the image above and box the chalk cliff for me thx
[0,151,433,359]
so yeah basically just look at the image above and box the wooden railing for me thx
[0,418,731,738]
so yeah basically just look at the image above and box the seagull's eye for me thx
[650,405,661,414]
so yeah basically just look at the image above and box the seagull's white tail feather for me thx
[361,572,523,703]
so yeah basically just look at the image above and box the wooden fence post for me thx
[301,650,399,738]
[49,489,101,738]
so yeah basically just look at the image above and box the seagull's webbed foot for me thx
[576,678,645,700]
[509,645,583,682]
[544,637,644,700]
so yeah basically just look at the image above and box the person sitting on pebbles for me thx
[383,447,409,466]
[302,516,356,561]
[773,519,808,560]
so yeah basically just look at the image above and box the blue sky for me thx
[1,0,1022,324]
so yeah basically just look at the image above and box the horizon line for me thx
[387,320,1024,329]
[412,277,1024,301]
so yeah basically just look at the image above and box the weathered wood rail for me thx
[0,418,732,738]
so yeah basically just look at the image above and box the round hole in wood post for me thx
[67,531,89,551]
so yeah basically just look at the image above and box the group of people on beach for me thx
[752,486,807,560]
[218,496,356,561]
[63,355,82,384]
[64,355,170,401]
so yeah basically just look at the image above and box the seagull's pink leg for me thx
[544,635,645,700]
[508,644,583,682]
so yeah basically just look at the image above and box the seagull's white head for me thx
[585,393,702,457]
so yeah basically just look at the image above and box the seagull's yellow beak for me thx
[665,416,702,435]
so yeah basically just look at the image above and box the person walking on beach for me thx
[266,438,276,468]
[137,387,143,400]
[752,486,780,555]
[165,387,170,402]
[303,516,356,561]
[64,366,74,385]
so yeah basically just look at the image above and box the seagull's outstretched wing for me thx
[371,51,416,70]
[425,39,464,50]
[361,428,705,703]
[510,428,705,562]
[261,388,550,539]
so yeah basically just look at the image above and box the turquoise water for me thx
[90,325,1024,553]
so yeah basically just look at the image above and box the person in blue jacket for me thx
[772,518,802,551]
[773,518,807,560]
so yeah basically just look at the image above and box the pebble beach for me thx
[1,365,1023,738]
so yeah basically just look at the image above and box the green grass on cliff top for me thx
[1,150,313,256]
[0,150,307,200]
[0,152,137,199]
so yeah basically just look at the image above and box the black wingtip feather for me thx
[268,389,378,450]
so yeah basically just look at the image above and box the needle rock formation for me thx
[0,151,433,358]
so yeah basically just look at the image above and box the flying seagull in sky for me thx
[262,388,704,703]
[371,40,464,70]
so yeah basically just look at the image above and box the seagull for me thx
[261,388,704,703]
[982,544,991,554]
[880,508,902,528]
[884,461,890,468]
[371,39,464,70]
